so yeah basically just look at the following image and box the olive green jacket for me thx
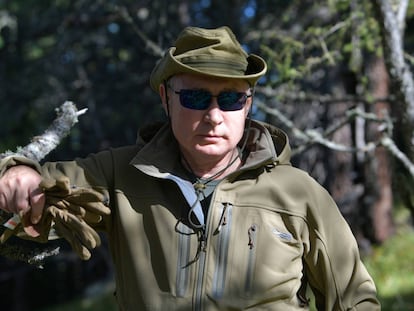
[1,120,380,310]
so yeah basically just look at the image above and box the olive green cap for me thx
[150,26,267,91]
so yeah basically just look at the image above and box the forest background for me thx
[1,0,414,310]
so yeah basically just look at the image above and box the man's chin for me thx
[194,145,231,158]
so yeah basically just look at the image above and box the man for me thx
[0,26,380,310]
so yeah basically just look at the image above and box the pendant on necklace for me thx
[194,181,206,192]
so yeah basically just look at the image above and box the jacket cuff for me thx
[0,155,42,177]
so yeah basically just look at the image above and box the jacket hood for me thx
[132,120,291,175]
[241,119,291,169]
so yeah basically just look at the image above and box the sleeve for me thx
[0,155,42,176]
[302,180,381,311]
[0,150,115,242]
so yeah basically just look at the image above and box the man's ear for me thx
[245,97,253,118]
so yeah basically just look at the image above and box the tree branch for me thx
[256,99,414,177]
[374,0,414,144]
[0,101,86,267]
[112,5,164,58]
[1,101,87,161]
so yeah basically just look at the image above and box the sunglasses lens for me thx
[217,92,247,111]
[176,89,249,111]
[179,90,211,110]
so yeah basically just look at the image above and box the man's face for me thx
[161,74,252,164]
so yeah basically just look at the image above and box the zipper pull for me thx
[199,230,207,252]
[248,224,257,249]
[215,202,229,234]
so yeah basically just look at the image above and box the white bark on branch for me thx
[256,100,414,176]
[0,101,86,267]
[374,0,414,143]
[1,101,87,161]
[396,0,409,33]
[381,136,414,177]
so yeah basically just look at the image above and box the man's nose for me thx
[203,99,224,125]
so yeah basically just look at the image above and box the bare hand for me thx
[0,165,45,237]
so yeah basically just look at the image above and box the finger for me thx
[64,202,87,217]
[29,187,45,224]
[67,217,101,249]
[79,202,111,216]
[1,166,41,215]
[41,177,71,196]
[14,187,31,217]
[83,212,103,224]
[51,207,101,249]
[21,213,41,237]
[68,189,105,203]
[0,175,24,214]
[0,191,12,213]
[54,220,92,260]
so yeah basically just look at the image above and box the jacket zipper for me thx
[176,222,192,297]
[212,202,232,299]
[193,200,232,310]
[194,231,207,311]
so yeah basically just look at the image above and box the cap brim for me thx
[150,48,267,91]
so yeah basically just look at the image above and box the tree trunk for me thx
[365,57,394,242]
[373,0,414,222]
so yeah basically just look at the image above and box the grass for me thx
[39,209,414,311]
[363,207,414,311]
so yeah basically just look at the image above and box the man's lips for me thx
[198,134,223,142]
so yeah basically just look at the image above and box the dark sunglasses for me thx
[168,85,252,111]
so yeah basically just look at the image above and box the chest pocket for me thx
[217,204,304,301]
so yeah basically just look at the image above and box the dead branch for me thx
[256,101,362,154]
[381,136,414,177]
[256,100,414,176]
[1,101,87,161]
[112,5,164,58]
[0,101,86,267]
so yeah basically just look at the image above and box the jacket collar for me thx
[130,120,291,178]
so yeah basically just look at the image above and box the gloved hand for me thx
[0,176,110,260]
[40,176,111,260]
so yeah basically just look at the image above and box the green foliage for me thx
[0,0,398,158]
[0,0,176,159]
[364,208,414,310]
[2,1,414,309]
[257,0,382,90]
[261,36,305,83]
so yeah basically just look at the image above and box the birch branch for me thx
[255,101,358,155]
[374,0,414,144]
[381,136,414,177]
[1,101,87,161]
[0,101,87,267]
[396,0,409,33]
[256,100,414,177]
